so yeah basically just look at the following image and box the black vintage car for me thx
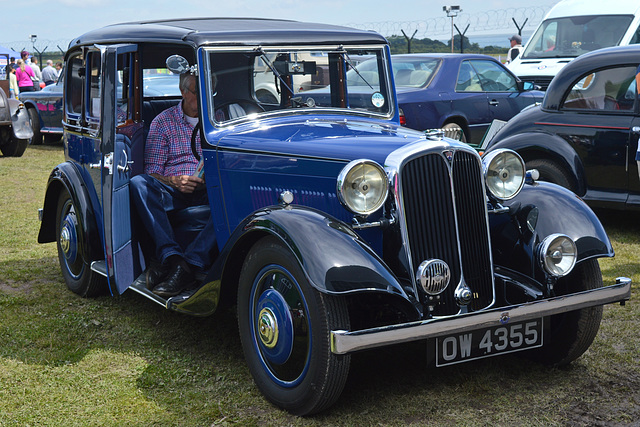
[37,18,630,415]
[487,45,640,210]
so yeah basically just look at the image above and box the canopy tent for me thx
[0,45,21,60]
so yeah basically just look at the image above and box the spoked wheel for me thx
[442,122,467,143]
[55,190,104,297]
[526,259,603,366]
[238,236,351,415]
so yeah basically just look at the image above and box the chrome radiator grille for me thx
[400,150,493,315]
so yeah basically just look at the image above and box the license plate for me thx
[435,319,543,367]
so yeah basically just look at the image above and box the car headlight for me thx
[538,233,577,277]
[337,159,388,216]
[483,149,525,200]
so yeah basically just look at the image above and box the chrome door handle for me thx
[489,100,499,106]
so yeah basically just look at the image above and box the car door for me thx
[557,65,638,203]
[100,44,141,294]
[468,59,526,123]
[453,60,490,143]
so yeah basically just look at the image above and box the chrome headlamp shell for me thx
[482,149,525,201]
[337,159,389,216]
[538,233,577,277]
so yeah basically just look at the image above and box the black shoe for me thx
[152,263,194,297]
[145,262,170,290]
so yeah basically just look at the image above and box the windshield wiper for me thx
[254,46,294,95]
[338,48,374,90]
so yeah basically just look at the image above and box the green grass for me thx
[0,145,638,425]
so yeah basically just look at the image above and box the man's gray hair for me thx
[179,73,196,93]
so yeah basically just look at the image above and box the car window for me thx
[469,60,518,92]
[522,15,634,59]
[562,66,637,112]
[66,53,83,116]
[208,47,391,124]
[456,61,482,92]
[390,58,439,88]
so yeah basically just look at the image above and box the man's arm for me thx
[150,173,204,193]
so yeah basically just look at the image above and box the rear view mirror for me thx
[166,55,196,75]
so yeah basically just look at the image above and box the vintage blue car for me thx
[37,18,630,415]
[378,53,544,145]
[486,45,640,210]
[19,75,64,145]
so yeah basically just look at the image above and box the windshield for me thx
[205,46,391,124]
[522,15,634,59]
[354,57,440,88]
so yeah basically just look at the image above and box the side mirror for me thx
[522,81,535,91]
[166,55,196,75]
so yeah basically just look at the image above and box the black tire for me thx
[526,259,603,366]
[442,122,467,143]
[28,107,43,145]
[526,158,576,192]
[0,129,29,157]
[55,190,104,297]
[237,236,351,415]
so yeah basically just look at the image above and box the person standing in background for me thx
[7,65,19,99]
[14,59,35,93]
[41,60,57,86]
[506,34,523,64]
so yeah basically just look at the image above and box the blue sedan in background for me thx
[386,54,544,145]
[20,77,63,145]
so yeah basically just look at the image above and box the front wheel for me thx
[28,107,43,145]
[526,259,603,366]
[237,236,351,415]
[55,190,104,297]
[526,158,576,193]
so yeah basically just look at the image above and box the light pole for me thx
[30,34,37,56]
[443,6,461,53]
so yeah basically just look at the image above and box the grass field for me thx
[0,145,638,426]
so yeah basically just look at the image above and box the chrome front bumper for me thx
[331,277,631,355]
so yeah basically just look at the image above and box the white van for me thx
[508,0,640,89]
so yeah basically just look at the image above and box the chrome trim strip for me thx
[330,277,631,354]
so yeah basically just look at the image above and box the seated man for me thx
[130,72,216,297]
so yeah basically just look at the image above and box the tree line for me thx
[388,34,509,55]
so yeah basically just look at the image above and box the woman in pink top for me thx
[14,59,35,93]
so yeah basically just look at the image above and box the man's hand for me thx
[152,174,204,193]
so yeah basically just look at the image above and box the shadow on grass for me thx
[1,253,637,424]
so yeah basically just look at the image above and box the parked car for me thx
[508,0,640,90]
[19,74,64,145]
[368,53,544,145]
[0,53,33,156]
[486,45,640,211]
[37,18,630,415]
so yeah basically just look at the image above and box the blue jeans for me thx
[130,174,216,269]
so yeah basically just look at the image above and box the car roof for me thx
[69,17,388,48]
[545,0,640,19]
[543,44,640,109]
[391,53,497,62]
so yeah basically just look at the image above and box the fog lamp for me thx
[538,233,577,277]
[337,159,388,216]
[483,149,525,200]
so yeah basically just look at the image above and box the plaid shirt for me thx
[144,101,201,176]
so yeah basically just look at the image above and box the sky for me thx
[2,0,558,52]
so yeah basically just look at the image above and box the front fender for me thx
[38,162,104,263]
[490,181,613,278]
[8,99,34,140]
[226,206,408,297]
[487,131,585,195]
